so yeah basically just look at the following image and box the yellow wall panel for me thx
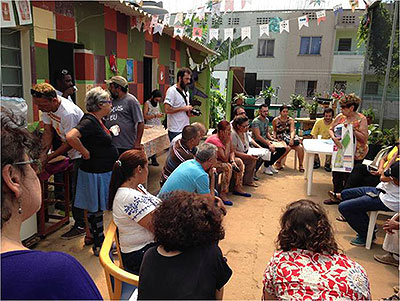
[32,7,55,44]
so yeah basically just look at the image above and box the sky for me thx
[160,0,369,13]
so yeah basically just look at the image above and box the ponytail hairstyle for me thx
[108,149,148,209]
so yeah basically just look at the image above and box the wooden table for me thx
[142,126,170,157]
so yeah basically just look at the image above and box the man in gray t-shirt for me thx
[104,76,144,156]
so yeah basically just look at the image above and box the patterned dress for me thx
[263,249,371,300]
[275,117,293,141]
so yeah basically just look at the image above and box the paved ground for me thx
[35,151,398,299]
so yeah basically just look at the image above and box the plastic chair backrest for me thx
[99,220,139,300]
[370,146,392,168]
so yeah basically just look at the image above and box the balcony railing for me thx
[334,50,365,55]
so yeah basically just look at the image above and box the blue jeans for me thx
[338,186,392,239]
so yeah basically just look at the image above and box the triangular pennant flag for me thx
[211,2,221,17]
[195,6,205,20]
[173,26,184,38]
[298,15,309,30]
[241,0,251,9]
[163,13,170,26]
[349,0,359,12]
[224,28,233,41]
[241,26,251,40]
[333,4,343,16]
[209,28,219,41]
[259,24,269,37]
[193,27,203,40]
[316,10,326,25]
[153,22,164,35]
[185,12,193,21]
[143,19,152,33]
[150,15,158,28]
[130,16,137,29]
[279,20,289,33]
[225,0,234,12]
[174,12,183,25]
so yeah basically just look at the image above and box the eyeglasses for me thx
[239,124,249,128]
[100,100,112,104]
[30,89,56,98]
[13,159,41,173]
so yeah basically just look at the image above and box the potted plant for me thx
[290,94,305,110]
[259,87,275,106]
[362,107,376,125]
[366,124,399,160]
[233,93,246,106]
[305,99,319,120]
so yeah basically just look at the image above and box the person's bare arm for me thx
[262,290,278,300]
[216,287,224,300]
[66,128,90,159]
[133,122,144,149]
[143,101,152,120]
[137,212,154,233]
[252,127,273,149]
[164,103,192,114]
[47,143,72,162]
[272,119,278,140]
[41,124,54,156]
[329,115,342,148]
[353,116,368,144]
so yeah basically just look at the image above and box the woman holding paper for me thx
[231,116,259,186]
[324,93,369,205]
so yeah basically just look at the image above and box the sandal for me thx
[299,166,305,173]
[328,191,341,201]
[323,198,341,205]
[275,162,284,170]
[336,215,347,222]
[244,182,258,187]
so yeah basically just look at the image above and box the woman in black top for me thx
[138,191,232,300]
[67,87,118,256]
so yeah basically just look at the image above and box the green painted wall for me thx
[127,29,145,60]
[159,35,171,66]
[75,2,105,55]
[334,29,366,52]
[180,44,188,67]
[190,68,211,129]
[35,47,49,79]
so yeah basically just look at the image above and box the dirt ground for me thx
[35,151,399,300]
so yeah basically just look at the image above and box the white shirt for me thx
[377,181,399,212]
[56,89,74,103]
[112,185,161,253]
[164,84,190,133]
[170,133,182,147]
[41,96,83,159]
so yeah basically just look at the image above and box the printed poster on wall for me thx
[332,124,354,173]
[1,0,16,28]
[16,0,32,25]
[126,59,134,82]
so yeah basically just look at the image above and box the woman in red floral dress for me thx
[262,199,370,300]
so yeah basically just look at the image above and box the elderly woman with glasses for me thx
[66,87,119,256]
[324,93,369,205]
[1,109,101,299]
[231,116,259,186]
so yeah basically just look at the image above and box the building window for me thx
[169,61,175,86]
[295,80,317,98]
[257,39,275,57]
[1,29,23,97]
[228,17,240,25]
[212,17,223,26]
[341,15,356,24]
[333,81,347,93]
[256,17,270,24]
[338,38,352,51]
[255,80,271,96]
[299,36,322,55]
[365,81,379,95]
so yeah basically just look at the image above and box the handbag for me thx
[282,133,300,146]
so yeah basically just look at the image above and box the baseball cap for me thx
[105,76,128,88]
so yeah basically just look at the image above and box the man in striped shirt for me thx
[160,125,202,187]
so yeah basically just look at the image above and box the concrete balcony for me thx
[332,51,365,74]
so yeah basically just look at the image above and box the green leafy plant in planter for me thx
[209,89,226,129]
[305,100,319,120]
[361,107,376,125]
[259,87,275,106]
[233,93,246,106]
[290,94,306,110]
[367,123,399,159]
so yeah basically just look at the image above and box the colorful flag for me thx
[279,20,289,33]
[224,28,233,41]
[150,15,158,28]
[163,13,170,26]
[225,0,234,12]
[241,0,251,9]
[241,26,251,40]
[316,10,326,25]
[173,26,184,38]
[349,0,359,12]
[259,24,269,37]
[211,2,221,17]
[209,28,219,41]
[143,19,152,33]
[193,27,203,39]
[195,6,205,20]
[298,15,309,30]
[174,12,183,25]
[153,22,164,35]
[333,4,343,16]
[185,12,193,21]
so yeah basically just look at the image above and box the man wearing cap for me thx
[31,83,86,240]
[54,69,76,103]
[104,76,144,156]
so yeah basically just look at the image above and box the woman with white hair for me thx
[67,87,119,256]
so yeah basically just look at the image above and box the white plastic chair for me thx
[366,210,396,249]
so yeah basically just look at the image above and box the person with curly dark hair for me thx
[1,108,101,300]
[138,191,232,300]
[262,199,370,300]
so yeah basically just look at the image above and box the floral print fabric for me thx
[263,249,370,300]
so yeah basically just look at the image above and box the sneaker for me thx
[374,253,399,267]
[324,165,332,172]
[350,235,366,247]
[92,246,101,257]
[313,162,320,169]
[264,166,274,175]
[60,226,86,240]
[223,200,233,206]
[270,166,278,174]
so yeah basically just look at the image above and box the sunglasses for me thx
[100,100,112,104]
[13,159,42,173]
[30,89,56,98]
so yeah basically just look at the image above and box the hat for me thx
[105,76,128,88]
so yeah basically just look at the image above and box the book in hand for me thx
[248,148,271,161]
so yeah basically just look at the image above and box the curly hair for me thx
[1,108,40,227]
[153,191,225,252]
[339,93,362,111]
[276,199,339,255]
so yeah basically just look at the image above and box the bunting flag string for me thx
[241,0,251,9]
[316,10,326,25]
[143,19,152,33]
[259,24,269,37]
[224,28,233,41]
[225,0,234,12]
[173,26,184,38]
[209,28,219,41]
[279,20,289,33]
[150,15,158,28]
[185,12,194,21]
[211,2,221,17]
[163,13,170,26]
[174,12,183,25]
[333,4,343,16]
[298,15,309,30]
[195,6,206,20]
[153,22,164,35]
[193,27,203,40]
[349,0,359,12]
[241,26,251,40]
